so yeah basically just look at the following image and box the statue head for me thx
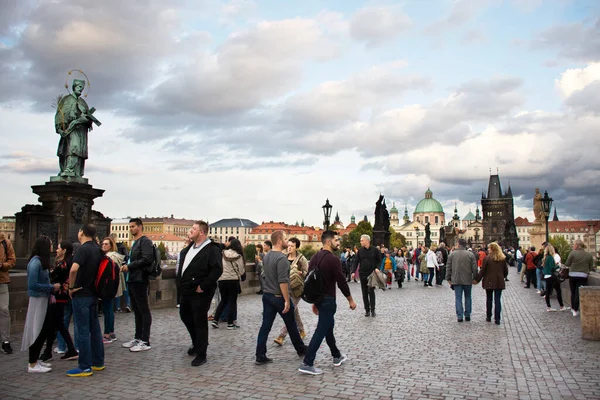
[72,79,85,97]
[535,188,540,194]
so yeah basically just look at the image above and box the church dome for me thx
[390,202,398,214]
[463,211,476,221]
[414,189,444,214]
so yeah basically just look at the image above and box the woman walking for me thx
[21,237,60,373]
[473,242,508,324]
[212,239,245,330]
[543,244,568,312]
[379,251,397,290]
[101,237,125,343]
[39,241,78,362]
[425,245,439,288]
[274,237,309,345]
[419,246,429,288]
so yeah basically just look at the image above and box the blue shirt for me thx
[27,256,54,298]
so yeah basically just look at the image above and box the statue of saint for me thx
[55,79,101,179]
[533,188,543,222]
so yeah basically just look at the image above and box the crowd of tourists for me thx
[0,220,595,377]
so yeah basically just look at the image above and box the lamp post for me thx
[322,199,332,231]
[414,225,420,248]
[540,190,553,243]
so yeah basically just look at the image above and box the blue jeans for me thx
[536,269,546,291]
[256,293,305,359]
[57,301,79,352]
[454,285,472,319]
[303,296,341,367]
[72,296,104,370]
[101,298,114,334]
[517,260,522,273]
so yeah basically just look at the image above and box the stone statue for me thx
[533,188,542,223]
[425,222,431,247]
[54,78,101,179]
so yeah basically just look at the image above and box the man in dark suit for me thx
[177,220,223,367]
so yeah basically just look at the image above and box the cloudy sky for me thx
[1,0,599,227]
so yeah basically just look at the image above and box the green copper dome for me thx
[414,189,444,213]
[390,202,398,214]
[463,211,476,221]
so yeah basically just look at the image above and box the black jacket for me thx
[128,235,154,283]
[353,246,382,278]
[177,241,223,296]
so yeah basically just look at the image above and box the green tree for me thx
[342,220,373,249]
[244,244,257,262]
[550,236,571,263]
[299,244,317,260]
[389,226,406,249]
[157,242,167,260]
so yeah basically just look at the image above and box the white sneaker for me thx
[546,308,557,312]
[53,347,66,354]
[130,342,151,352]
[122,339,140,349]
[28,362,51,373]
[38,361,52,368]
[559,306,570,312]
[572,310,579,317]
[536,290,541,294]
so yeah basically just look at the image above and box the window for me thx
[425,216,429,224]
[435,216,439,224]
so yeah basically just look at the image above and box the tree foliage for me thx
[244,244,257,262]
[341,220,373,249]
[550,236,571,263]
[157,242,167,260]
[389,226,406,249]
[299,244,318,260]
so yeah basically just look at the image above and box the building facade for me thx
[208,218,258,245]
[247,221,323,249]
[145,233,187,256]
[0,216,16,242]
[481,175,519,248]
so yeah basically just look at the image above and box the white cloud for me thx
[424,0,493,35]
[555,62,600,98]
[349,5,412,46]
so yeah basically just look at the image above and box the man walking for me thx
[0,233,16,354]
[435,242,448,286]
[255,231,306,365]
[178,221,222,366]
[67,224,104,376]
[121,218,154,352]
[524,246,538,289]
[446,239,477,322]
[299,231,357,375]
[352,235,381,317]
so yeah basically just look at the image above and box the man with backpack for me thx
[66,224,105,377]
[435,242,448,286]
[255,231,306,365]
[121,218,154,352]
[299,230,357,375]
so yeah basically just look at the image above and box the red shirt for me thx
[525,251,538,270]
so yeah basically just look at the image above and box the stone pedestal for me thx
[581,286,600,341]
[373,230,390,249]
[14,179,111,265]
[528,221,546,250]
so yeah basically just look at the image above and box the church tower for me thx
[481,173,518,248]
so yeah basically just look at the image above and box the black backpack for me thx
[301,259,324,304]
[95,255,120,299]
[146,243,163,279]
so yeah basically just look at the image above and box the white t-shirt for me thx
[181,239,211,276]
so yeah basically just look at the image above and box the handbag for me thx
[557,266,569,282]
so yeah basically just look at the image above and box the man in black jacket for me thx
[352,234,381,317]
[177,221,222,367]
[121,218,154,352]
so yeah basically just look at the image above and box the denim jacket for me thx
[27,256,54,298]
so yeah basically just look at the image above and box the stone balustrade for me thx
[6,261,260,333]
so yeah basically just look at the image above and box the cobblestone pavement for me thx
[2,267,600,400]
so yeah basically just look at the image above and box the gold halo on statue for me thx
[64,69,91,98]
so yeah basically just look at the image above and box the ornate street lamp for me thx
[541,190,553,243]
[414,225,420,248]
[322,199,332,231]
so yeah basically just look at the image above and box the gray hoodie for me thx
[445,248,477,285]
